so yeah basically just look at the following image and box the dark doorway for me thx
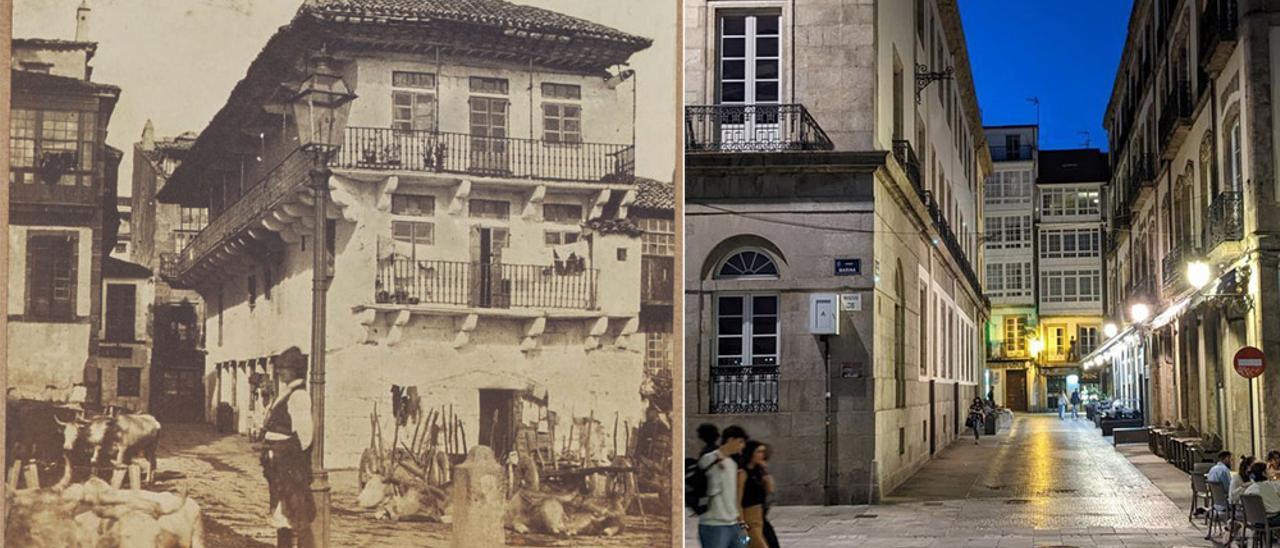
[478,389,518,459]
[471,227,508,308]
[104,284,136,342]
[928,379,936,455]
[1006,369,1029,412]
[150,302,204,423]
[953,381,960,437]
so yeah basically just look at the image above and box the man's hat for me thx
[274,346,308,372]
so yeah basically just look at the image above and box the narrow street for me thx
[688,415,1210,547]
[155,423,668,547]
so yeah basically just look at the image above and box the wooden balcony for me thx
[334,127,634,184]
[374,258,598,311]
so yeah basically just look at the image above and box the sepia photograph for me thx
[4,0,676,546]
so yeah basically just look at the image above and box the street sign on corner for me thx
[834,258,861,276]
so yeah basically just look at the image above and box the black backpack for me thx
[684,451,718,515]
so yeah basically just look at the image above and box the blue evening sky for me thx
[959,0,1134,152]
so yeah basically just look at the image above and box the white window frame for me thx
[1039,227,1101,259]
[714,293,781,367]
[1040,268,1102,303]
[717,12,782,106]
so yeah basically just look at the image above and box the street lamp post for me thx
[290,49,355,548]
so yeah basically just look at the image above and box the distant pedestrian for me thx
[737,441,775,548]
[1057,389,1068,420]
[967,397,985,444]
[698,425,749,548]
[1069,389,1082,419]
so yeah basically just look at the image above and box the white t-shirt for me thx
[698,450,739,526]
[1244,480,1280,514]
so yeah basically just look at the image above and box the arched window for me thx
[716,249,779,279]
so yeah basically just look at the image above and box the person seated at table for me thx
[1244,462,1280,526]
[1209,451,1235,511]
[1232,455,1257,506]
[1266,451,1280,480]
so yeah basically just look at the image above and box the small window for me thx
[469,77,509,95]
[716,250,779,278]
[542,82,582,100]
[542,104,582,144]
[393,71,437,89]
[640,218,675,256]
[544,231,580,246]
[617,248,628,261]
[391,194,436,217]
[543,203,583,224]
[469,199,510,220]
[392,220,434,247]
[117,367,142,398]
[113,243,128,254]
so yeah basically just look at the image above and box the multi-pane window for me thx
[391,193,435,217]
[1039,228,1101,259]
[1077,325,1099,355]
[10,108,96,185]
[544,231,580,246]
[986,262,1032,298]
[541,83,582,144]
[984,169,1032,205]
[468,199,510,220]
[645,331,672,373]
[543,203,583,224]
[26,233,77,320]
[469,78,509,172]
[391,71,437,132]
[1003,315,1027,353]
[715,294,779,366]
[640,218,675,256]
[985,215,1032,249]
[1040,188,1101,216]
[1040,269,1102,303]
[392,221,434,247]
[718,13,781,104]
[469,77,509,95]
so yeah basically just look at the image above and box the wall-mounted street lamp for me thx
[1129,303,1151,324]
[1028,337,1045,358]
[1103,322,1118,338]
[1187,260,1213,290]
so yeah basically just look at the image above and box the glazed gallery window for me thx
[26,233,77,321]
[984,169,1032,205]
[1040,188,1101,216]
[1039,227,1101,259]
[10,108,97,185]
[1040,269,1101,303]
[391,71,437,132]
[986,262,1032,298]
[985,214,1032,249]
[639,218,675,256]
[541,83,582,144]
[1003,315,1027,353]
[717,13,781,104]
[715,294,780,367]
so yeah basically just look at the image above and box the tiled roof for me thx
[103,257,152,280]
[1038,148,1110,184]
[299,0,648,46]
[634,177,673,211]
[12,69,119,95]
[13,38,97,53]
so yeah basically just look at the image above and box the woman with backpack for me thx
[736,440,775,548]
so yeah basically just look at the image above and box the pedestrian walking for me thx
[967,397,985,444]
[696,425,749,548]
[1069,389,1082,419]
[1057,389,1068,420]
[737,441,775,548]
[259,347,316,548]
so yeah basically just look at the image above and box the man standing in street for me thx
[698,425,748,548]
[260,346,316,548]
[1069,389,1082,420]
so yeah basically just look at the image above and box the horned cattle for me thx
[55,412,162,483]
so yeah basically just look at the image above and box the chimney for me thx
[75,0,90,42]
[141,119,156,151]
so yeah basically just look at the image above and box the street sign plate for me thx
[834,258,861,276]
[1234,346,1266,379]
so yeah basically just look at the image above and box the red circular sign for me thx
[1234,346,1266,379]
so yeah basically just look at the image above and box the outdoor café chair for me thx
[1207,481,1233,542]
[1191,473,1212,523]
[1240,493,1274,548]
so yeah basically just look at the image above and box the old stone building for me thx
[1087,0,1280,455]
[684,0,990,504]
[156,0,655,469]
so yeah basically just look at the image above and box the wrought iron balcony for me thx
[710,365,779,414]
[1158,80,1194,158]
[1126,275,1158,306]
[989,144,1035,162]
[1134,153,1157,189]
[919,190,987,308]
[892,139,922,194]
[334,127,635,183]
[987,342,1027,361]
[374,257,598,311]
[685,104,834,153]
[1200,0,1239,74]
[1205,191,1244,251]
[1161,242,1198,289]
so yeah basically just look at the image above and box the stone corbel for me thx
[615,316,639,350]
[386,309,413,346]
[523,185,547,220]
[450,180,472,216]
[520,316,547,353]
[590,189,612,219]
[584,316,609,351]
[356,308,379,345]
[376,175,401,212]
[453,313,479,348]
[617,189,636,219]
[328,181,359,223]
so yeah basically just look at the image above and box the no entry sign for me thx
[1234,346,1266,379]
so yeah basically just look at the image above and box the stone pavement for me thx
[687,414,1215,547]
[153,423,668,547]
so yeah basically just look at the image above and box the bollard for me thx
[8,459,23,488]
[449,446,505,548]
[110,466,126,489]
[23,461,41,489]
[128,464,142,491]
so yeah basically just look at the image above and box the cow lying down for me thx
[504,490,625,537]
[5,474,204,548]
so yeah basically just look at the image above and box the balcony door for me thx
[469,96,509,174]
[471,226,507,309]
[718,13,782,149]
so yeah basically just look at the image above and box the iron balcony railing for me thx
[989,144,1036,162]
[1134,152,1157,189]
[1205,191,1244,251]
[1158,80,1193,153]
[710,365,779,414]
[335,127,635,183]
[920,190,988,308]
[684,104,834,152]
[375,257,598,310]
[1127,275,1157,305]
[1161,242,1197,288]
[892,140,922,193]
[1200,0,1239,73]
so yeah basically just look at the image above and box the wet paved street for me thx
[154,423,668,547]
[687,414,1212,547]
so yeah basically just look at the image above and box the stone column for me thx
[450,446,505,548]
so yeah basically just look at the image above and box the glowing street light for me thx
[1130,303,1151,324]
[1103,322,1118,338]
[1187,260,1212,290]
[1028,337,1045,357]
